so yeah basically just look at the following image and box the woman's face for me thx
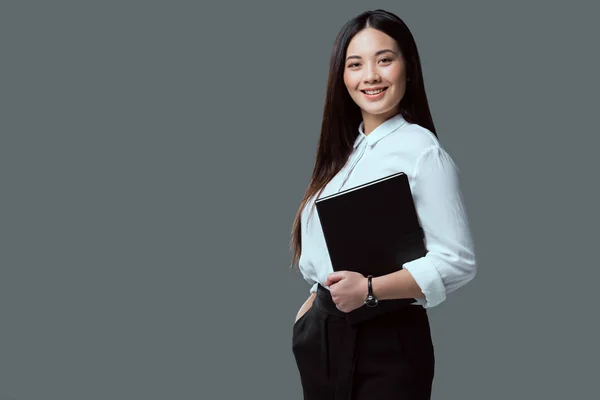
[343,28,407,121]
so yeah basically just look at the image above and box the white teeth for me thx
[364,88,385,94]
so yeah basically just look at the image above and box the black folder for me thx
[315,171,427,325]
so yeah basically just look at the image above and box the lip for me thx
[361,86,388,99]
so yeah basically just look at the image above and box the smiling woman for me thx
[289,8,477,400]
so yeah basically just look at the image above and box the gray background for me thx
[1,1,598,399]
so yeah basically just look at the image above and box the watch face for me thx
[365,295,378,307]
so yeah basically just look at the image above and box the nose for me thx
[364,63,380,83]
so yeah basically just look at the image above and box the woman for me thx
[289,9,477,400]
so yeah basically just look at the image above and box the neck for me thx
[361,107,401,135]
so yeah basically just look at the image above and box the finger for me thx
[326,274,343,285]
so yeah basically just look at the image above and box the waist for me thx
[313,283,425,323]
[313,283,347,319]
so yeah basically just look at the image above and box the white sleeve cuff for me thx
[403,255,447,308]
[310,282,319,294]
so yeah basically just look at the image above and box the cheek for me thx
[343,76,351,91]
[344,72,359,90]
[383,67,404,84]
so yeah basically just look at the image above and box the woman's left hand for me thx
[324,271,368,313]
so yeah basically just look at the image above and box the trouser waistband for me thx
[313,283,347,318]
[313,283,425,322]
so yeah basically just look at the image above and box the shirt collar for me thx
[353,112,407,149]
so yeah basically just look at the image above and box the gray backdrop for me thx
[1,1,598,399]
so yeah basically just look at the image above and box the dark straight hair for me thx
[290,9,438,270]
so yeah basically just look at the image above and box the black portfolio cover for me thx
[315,171,427,325]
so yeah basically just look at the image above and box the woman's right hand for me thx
[295,292,317,323]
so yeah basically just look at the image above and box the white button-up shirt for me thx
[298,113,477,308]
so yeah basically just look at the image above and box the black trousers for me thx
[292,283,435,400]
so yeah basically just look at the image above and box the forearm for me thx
[371,268,425,301]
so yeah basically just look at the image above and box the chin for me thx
[361,104,395,115]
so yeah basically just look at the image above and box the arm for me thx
[370,269,425,301]
[372,145,477,308]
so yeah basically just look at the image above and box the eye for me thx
[348,58,392,68]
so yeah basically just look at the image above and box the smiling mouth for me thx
[360,87,388,94]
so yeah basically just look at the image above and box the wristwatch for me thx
[364,275,379,307]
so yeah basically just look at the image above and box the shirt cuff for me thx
[310,282,319,294]
[403,256,447,308]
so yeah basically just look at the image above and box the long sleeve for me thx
[402,145,477,308]
[298,200,324,295]
[298,249,320,294]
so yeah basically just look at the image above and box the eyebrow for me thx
[346,49,396,61]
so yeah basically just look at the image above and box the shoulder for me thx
[385,121,445,167]
[389,122,460,174]
[388,121,440,156]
